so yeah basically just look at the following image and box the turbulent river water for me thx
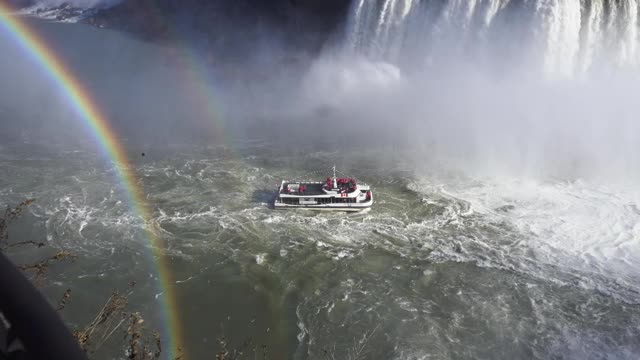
[2,5,640,359]
[1,140,639,359]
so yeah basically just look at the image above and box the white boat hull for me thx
[273,199,373,212]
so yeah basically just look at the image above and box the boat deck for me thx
[280,182,326,196]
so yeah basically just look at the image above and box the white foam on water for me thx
[296,304,309,343]
[175,276,195,284]
[156,206,220,223]
[26,188,149,255]
[255,253,267,265]
[333,249,354,260]
[411,176,640,301]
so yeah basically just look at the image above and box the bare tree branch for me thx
[0,199,36,246]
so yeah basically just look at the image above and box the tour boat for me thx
[273,168,373,212]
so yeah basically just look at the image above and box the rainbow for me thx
[0,4,185,359]
[121,1,230,148]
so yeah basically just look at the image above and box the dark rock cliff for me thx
[84,0,352,59]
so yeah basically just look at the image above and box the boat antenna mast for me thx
[332,165,336,179]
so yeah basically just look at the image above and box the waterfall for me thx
[344,0,640,77]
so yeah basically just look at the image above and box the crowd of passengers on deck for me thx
[283,178,358,195]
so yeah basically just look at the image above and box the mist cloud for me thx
[2,0,640,184]
[280,0,640,182]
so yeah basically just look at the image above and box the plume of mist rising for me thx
[2,0,640,184]
[288,0,640,182]
[300,56,402,110]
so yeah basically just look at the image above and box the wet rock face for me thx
[10,0,351,62]
[84,0,352,56]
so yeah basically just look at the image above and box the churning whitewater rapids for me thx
[2,0,640,359]
[2,141,640,359]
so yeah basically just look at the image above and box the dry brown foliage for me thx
[17,250,76,283]
[74,290,129,352]
[125,312,163,359]
[58,288,72,311]
[1,200,165,359]
[72,282,163,359]
[215,335,267,360]
[0,199,36,246]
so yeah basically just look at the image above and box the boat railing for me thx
[283,180,325,183]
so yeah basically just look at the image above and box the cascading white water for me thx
[345,0,640,77]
